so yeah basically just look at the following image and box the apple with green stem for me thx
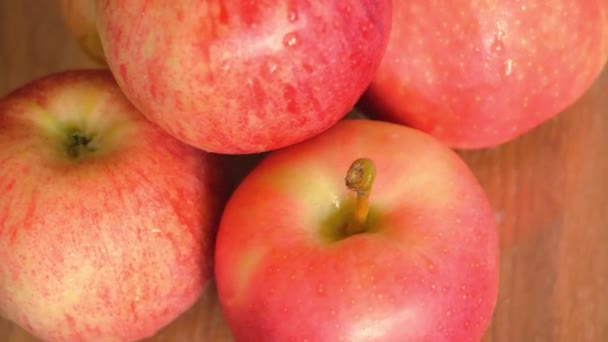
[361,0,608,148]
[215,119,499,341]
[94,0,392,153]
[0,70,226,341]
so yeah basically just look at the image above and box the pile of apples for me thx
[1,1,607,341]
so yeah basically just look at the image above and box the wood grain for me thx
[1,1,607,341]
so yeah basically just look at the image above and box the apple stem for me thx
[344,158,376,235]
[66,131,96,159]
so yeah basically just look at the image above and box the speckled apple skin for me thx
[362,0,608,148]
[94,0,392,154]
[215,119,499,341]
[0,70,225,342]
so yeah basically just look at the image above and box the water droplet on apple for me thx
[283,32,300,48]
[491,40,504,54]
[504,58,513,76]
[288,10,298,22]
[490,24,506,54]
[267,62,278,74]
[134,296,140,302]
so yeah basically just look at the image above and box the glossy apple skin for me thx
[215,120,498,341]
[0,70,225,342]
[361,0,608,148]
[95,0,391,154]
[57,0,106,64]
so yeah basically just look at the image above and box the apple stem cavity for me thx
[344,158,376,236]
[31,105,132,162]
[66,131,96,159]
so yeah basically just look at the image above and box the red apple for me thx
[361,0,608,148]
[215,119,498,341]
[94,0,392,153]
[57,0,106,64]
[0,70,225,341]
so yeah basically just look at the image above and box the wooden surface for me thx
[1,1,607,341]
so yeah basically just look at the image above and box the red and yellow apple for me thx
[215,119,499,341]
[0,70,225,341]
[94,0,392,153]
[57,0,106,64]
[361,0,608,148]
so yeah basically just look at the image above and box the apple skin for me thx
[94,0,392,154]
[57,0,106,64]
[0,70,226,341]
[215,119,498,341]
[360,0,608,149]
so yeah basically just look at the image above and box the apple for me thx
[360,0,608,148]
[94,0,392,154]
[215,119,499,341]
[57,0,106,64]
[0,70,226,341]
